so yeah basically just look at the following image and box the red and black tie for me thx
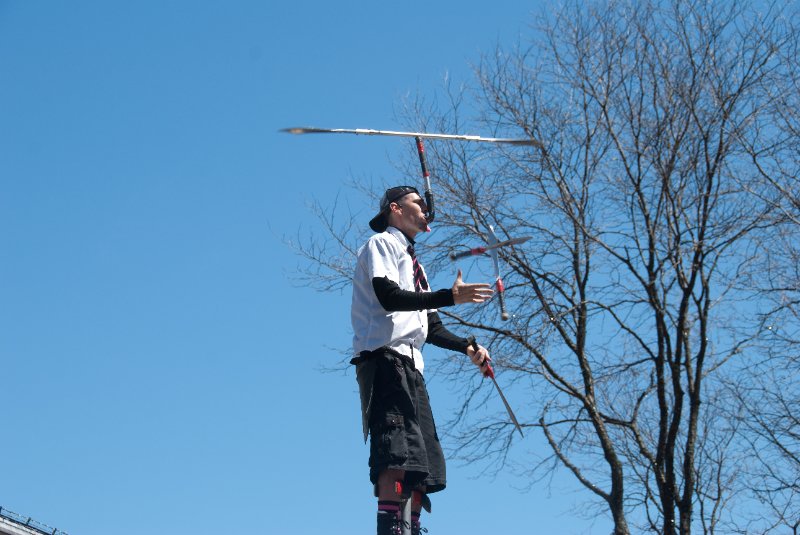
[407,244,429,292]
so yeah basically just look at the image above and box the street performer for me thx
[351,185,494,535]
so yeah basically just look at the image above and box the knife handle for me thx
[468,337,494,378]
[496,278,509,321]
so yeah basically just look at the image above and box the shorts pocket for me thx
[371,412,408,466]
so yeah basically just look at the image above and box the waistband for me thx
[351,345,417,369]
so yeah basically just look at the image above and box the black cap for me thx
[368,185,420,232]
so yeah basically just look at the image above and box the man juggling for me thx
[350,185,494,535]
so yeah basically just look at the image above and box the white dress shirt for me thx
[351,226,430,373]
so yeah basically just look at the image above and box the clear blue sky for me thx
[0,2,611,534]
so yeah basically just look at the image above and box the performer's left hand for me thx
[467,343,492,377]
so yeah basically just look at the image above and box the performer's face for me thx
[389,193,429,237]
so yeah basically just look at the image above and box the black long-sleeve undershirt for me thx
[426,310,470,353]
[372,276,454,311]
[372,276,470,354]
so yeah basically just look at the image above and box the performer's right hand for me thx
[451,269,494,304]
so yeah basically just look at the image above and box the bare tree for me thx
[292,0,799,533]
[728,7,800,531]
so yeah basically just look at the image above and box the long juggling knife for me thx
[469,337,524,438]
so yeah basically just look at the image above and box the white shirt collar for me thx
[386,226,413,248]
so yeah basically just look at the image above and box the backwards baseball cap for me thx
[368,185,420,232]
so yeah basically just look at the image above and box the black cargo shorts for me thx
[354,349,446,494]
